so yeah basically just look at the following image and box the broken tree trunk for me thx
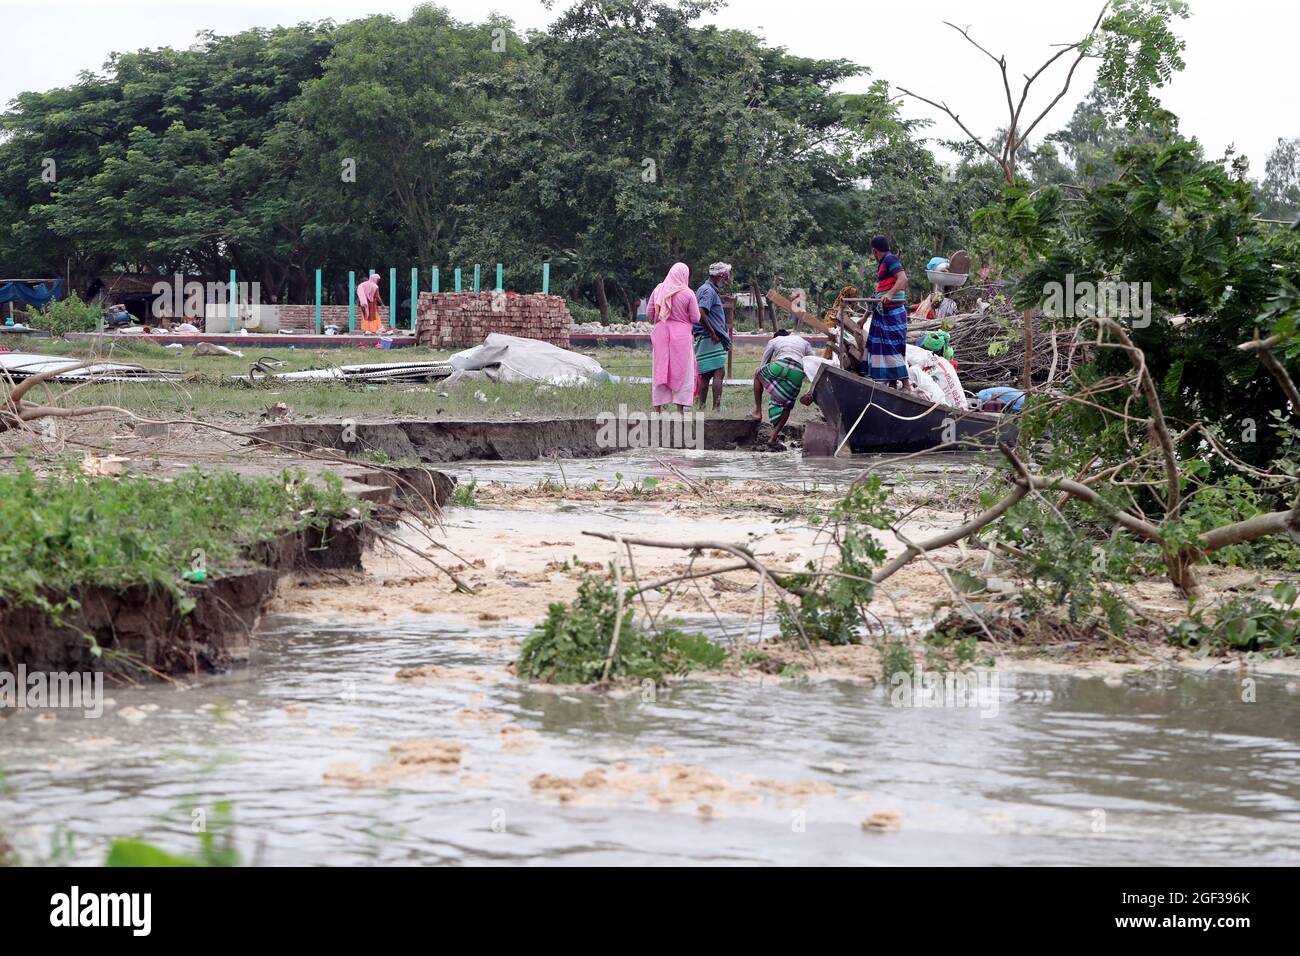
[594,277,610,324]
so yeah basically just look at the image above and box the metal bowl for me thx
[926,269,968,290]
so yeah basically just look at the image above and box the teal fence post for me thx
[409,267,418,330]
[454,268,462,292]
[314,269,322,334]
[496,263,503,292]
[432,267,440,293]
[473,264,481,292]
[348,270,356,332]
[542,261,550,295]
[389,268,396,331]
[228,268,237,332]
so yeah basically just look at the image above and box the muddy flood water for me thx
[2,612,1298,866]
[440,446,981,487]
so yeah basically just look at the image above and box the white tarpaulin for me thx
[447,333,608,386]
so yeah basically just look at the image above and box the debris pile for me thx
[908,310,1082,390]
[570,320,653,335]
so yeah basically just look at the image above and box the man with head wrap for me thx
[694,262,732,410]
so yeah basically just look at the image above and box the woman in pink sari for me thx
[647,262,699,411]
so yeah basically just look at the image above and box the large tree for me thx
[1020,138,1300,470]
[1,23,335,293]
[1256,136,1300,224]
[0,0,1171,317]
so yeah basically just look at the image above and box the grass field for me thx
[13,339,805,423]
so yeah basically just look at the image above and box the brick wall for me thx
[415,292,571,348]
[273,304,392,331]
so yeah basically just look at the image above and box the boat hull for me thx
[810,363,1017,454]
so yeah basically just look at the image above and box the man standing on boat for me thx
[863,237,909,389]
[694,262,732,411]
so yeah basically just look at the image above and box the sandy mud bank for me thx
[1,520,373,679]
[272,479,1300,682]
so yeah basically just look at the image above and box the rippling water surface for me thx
[2,615,1296,866]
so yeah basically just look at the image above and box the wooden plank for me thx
[765,288,794,314]
[765,288,831,334]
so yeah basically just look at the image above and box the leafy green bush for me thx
[451,478,479,507]
[516,574,725,683]
[567,300,605,325]
[30,294,102,336]
[0,466,361,613]
[1172,583,1300,653]
[995,494,1138,635]
[922,628,990,673]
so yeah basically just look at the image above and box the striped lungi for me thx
[694,336,728,374]
[757,357,806,424]
[862,303,908,382]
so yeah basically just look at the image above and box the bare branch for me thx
[897,87,1008,175]
[872,482,1030,584]
[1090,318,1182,517]
[1012,45,1093,156]
[1199,506,1300,554]
[942,20,1016,129]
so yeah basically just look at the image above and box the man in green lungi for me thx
[752,329,814,446]
[693,262,732,411]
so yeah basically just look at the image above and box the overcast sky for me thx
[1,0,1291,174]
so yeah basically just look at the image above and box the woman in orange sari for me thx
[357,272,383,334]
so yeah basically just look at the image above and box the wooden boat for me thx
[808,362,1017,454]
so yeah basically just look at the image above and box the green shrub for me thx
[104,801,240,867]
[516,573,726,683]
[567,300,605,325]
[776,478,890,645]
[1177,475,1300,570]
[451,478,479,507]
[994,493,1139,635]
[30,294,102,336]
[1172,583,1300,653]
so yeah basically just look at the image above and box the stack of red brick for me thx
[415,292,572,348]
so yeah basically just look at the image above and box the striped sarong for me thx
[758,357,806,424]
[694,336,728,374]
[862,302,908,382]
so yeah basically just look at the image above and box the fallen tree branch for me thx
[1198,503,1300,554]
[370,530,475,594]
[627,561,753,599]
[581,530,808,597]
[1092,317,1181,517]
[872,481,1030,584]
